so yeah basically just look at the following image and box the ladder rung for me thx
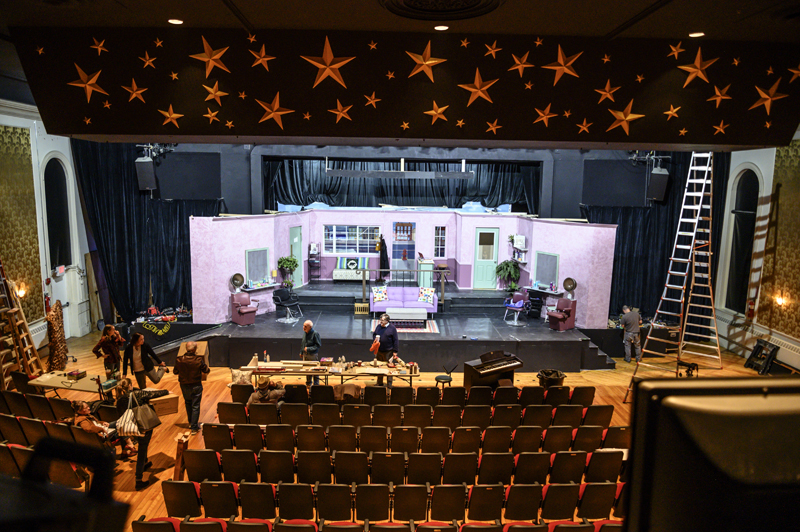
[679,219,699,223]
[688,294,713,299]
[682,340,716,348]
[668,271,688,276]
[656,311,682,317]
[695,251,711,255]
[682,205,701,210]
[662,297,683,303]
[687,312,713,319]
[647,337,680,345]
[676,245,692,249]
[665,284,684,290]
[685,192,711,196]
[642,349,672,357]
[677,232,695,236]
[684,330,719,338]
[687,179,709,183]
[689,165,711,171]
[671,258,690,263]
[688,303,715,309]
[680,350,721,359]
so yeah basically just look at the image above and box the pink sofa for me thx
[370,287,438,317]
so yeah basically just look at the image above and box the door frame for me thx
[473,227,499,290]
[290,226,303,286]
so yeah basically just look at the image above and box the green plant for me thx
[277,255,299,274]
[495,259,520,289]
[506,281,520,292]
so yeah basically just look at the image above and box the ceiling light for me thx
[689,32,705,38]
[434,25,449,31]
[168,19,184,25]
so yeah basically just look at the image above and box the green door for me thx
[290,226,303,286]
[473,228,499,289]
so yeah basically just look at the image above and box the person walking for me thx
[621,305,643,363]
[92,325,124,379]
[173,341,209,435]
[372,313,399,387]
[122,333,167,390]
[300,320,322,386]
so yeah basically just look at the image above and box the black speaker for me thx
[135,156,157,190]
[647,168,669,201]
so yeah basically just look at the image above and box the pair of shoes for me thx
[143,461,153,471]
[135,478,150,491]
[190,429,199,435]
[122,449,138,458]
[624,359,631,364]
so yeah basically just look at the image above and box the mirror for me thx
[245,248,270,288]
[534,251,559,289]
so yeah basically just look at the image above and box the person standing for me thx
[372,313,398,387]
[621,305,643,363]
[122,333,167,390]
[300,320,321,386]
[92,325,124,379]
[173,342,209,435]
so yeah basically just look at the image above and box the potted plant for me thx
[496,259,521,292]
[277,255,299,285]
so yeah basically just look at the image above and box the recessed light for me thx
[689,32,705,38]
[168,19,184,25]
[434,25,449,31]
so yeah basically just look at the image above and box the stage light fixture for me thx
[689,32,705,38]
[168,19,184,25]
[434,25,449,31]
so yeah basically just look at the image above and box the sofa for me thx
[370,287,438,316]
[332,257,369,282]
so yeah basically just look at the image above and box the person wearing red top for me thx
[92,325,124,378]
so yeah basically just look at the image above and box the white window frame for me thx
[323,225,380,255]
[434,226,446,258]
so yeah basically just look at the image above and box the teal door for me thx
[290,226,303,286]
[473,228,499,289]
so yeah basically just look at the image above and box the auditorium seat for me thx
[274,521,317,532]
[601,427,630,449]
[540,483,581,522]
[355,483,391,522]
[277,483,315,521]
[519,386,545,408]
[18,416,49,446]
[492,386,519,406]
[233,424,265,452]
[370,451,406,485]
[49,397,75,421]
[202,423,234,451]
[310,404,341,430]
[542,427,573,453]
[283,385,309,405]
[429,484,467,522]
[570,426,603,452]
[391,426,420,453]
[442,452,477,485]
[569,386,595,407]
[327,425,357,453]
[263,424,295,452]
[296,450,332,484]
[551,405,583,429]
[466,484,504,522]
[592,520,623,532]
[373,404,403,427]
[363,386,388,407]
[317,483,354,522]
[0,443,22,477]
[360,425,388,454]
[432,405,462,431]
[542,386,570,408]
[228,520,273,532]
[441,387,466,408]
[584,450,623,483]
[407,452,442,485]
[281,404,310,429]
[0,413,28,445]
[200,480,239,518]
[466,386,493,406]
[221,449,259,483]
[296,424,326,451]
[239,482,277,520]
[521,405,552,428]
[332,451,369,485]
[513,452,550,485]
[415,387,441,407]
[403,404,432,428]
[476,453,514,485]
[161,480,203,518]
[512,426,543,454]
[393,483,429,522]
[259,450,294,484]
[181,518,228,532]
[26,393,56,421]
[390,386,414,406]
[342,404,371,429]
[492,405,522,429]
[421,426,451,454]
[582,405,614,429]
[44,421,74,443]
[462,406,492,431]
[504,484,543,522]
[451,427,481,454]
[576,482,617,521]
[183,449,222,482]
[481,426,512,453]
[249,404,280,426]
[309,385,336,405]
[549,451,587,484]
[132,516,182,532]
[230,384,255,405]
[2,390,33,418]
[218,402,249,425]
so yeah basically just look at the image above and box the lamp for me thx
[776,293,787,306]
[272,269,278,283]
[15,282,26,298]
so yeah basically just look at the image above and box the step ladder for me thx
[623,152,723,403]
[0,257,17,391]
[1,256,45,383]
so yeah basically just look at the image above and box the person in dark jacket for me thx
[72,400,136,458]
[173,341,210,435]
[300,320,322,386]
[372,313,399,387]
[92,325,124,379]
[246,375,285,408]
[115,378,168,490]
[123,333,167,390]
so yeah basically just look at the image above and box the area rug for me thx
[371,320,440,333]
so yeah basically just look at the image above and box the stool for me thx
[435,375,452,388]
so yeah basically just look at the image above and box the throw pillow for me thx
[231,368,254,385]
[345,258,360,270]
[418,287,436,304]
[372,286,388,302]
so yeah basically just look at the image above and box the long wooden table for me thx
[28,371,107,398]
[241,363,418,386]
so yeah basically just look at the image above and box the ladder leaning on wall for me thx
[0,256,45,387]
[0,257,17,391]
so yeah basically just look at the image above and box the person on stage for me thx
[300,320,321,386]
[122,333,167,390]
[372,313,398,387]
[621,305,643,363]
[173,341,209,435]
[92,325,124,379]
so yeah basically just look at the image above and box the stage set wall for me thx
[190,210,616,328]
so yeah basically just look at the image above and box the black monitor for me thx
[627,377,800,532]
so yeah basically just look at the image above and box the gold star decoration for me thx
[524,81,533,90]
[606,99,645,135]
[401,122,410,130]
[508,52,533,77]
[535,37,543,47]
[595,79,620,103]
[239,91,247,99]
[203,108,219,123]
[36,47,44,55]
[328,99,353,123]
[456,119,465,127]
[542,45,583,85]
[247,34,257,43]
[601,54,611,63]
[668,41,685,59]
[406,41,447,82]
[732,58,740,66]
[203,81,228,106]
[256,92,295,129]
[664,104,681,120]
[226,121,234,129]
[154,38,163,47]
[748,78,788,115]
[68,64,108,102]
[190,36,231,78]
[563,110,571,118]
[707,84,732,108]
[158,104,183,128]
[83,117,91,125]
[103,101,111,109]
[90,38,107,56]
[461,39,469,48]
[679,128,688,136]
[368,41,377,50]
[386,71,395,79]
[765,121,772,129]
[789,63,800,83]
[713,120,728,135]
[424,101,449,124]
[140,51,157,69]
[534,103,557,126]
[122,78,147,103]
[250,45,275,71]
[636,74,645,83]
[678,47,718,87]
[486,119,502,134]
[577,118,592,133]
[170,72,178,80]
[364,92,381,108]
[485,40,502,58]
[301,36,356,88]
[458,68,499,106]
[303,112,311,120]
[767,66,774,75]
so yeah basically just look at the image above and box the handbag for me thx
[117,393,143,437]
[130,391,162,432]
[146,365,165,384]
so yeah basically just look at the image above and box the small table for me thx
[28,371,107,399]
[386,307,427,328]
[338,366,416,387]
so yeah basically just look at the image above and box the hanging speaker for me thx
[647,167,669,201]
[135,156,157,190]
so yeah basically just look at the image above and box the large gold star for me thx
[250,45,275,71]
[256,92,294,129]
[595,79,620,103]
[190,36,231,78]
[203,108,219,124]
[542,45,582,85]
[508,52,533,77]
[456,119,465,127]
[154,38,163,47]
[203,81,228,106]
[485,40,502,58]
[247,34,257,44]
[606,99,645,135]
[406,41,447,82]
[707,84,732,108]
[122,78,147,103]
[368,41,377,50]
[789,63,800,83]
[664,105,681,120]
[577,118,592,133]
[749,78,788,115]
[679,128,688,136]
[364,92,381,108]
[678,47,718,87]
[301,36,355,88]
[158,104,183,128]
[601,54,611,64]
[458,68,499,107]
[139,51,156,69]
[328,100,353,123]
[68,64,108,102]
[460,39,469,48]
[424,101,449,124]
[668,41,684,60]
[713,120,729,135]
[226,121,234,129]
[533,103,557,127]
[90,38,107,56]
[401,122,410,130]
[486,119,502,135]
[524,81,533,90]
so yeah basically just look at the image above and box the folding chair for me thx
[218,402,249,425]
[541,426,573,453]
[309,385,336,405]
[221,449,259,483]
[317,483,354,522]
[421,426,451,454]
[571,426,603,453]
[355,484,391,522]
[601,427,630,449]
[234,424,265,452]
[582,405,614,430]
[503,484,543,522]
[491,405,522,429]
[0,392,8,415]
[521,405,552,428]
[451,427,481,454]
[311,404,341,430]
[296,424,326,451]
[492,386,519,407]
[407,452,442,485]
[390,387,414,406]
[296,450,332,484]
[259,450,295,484]
[96,404,120,423]
[2,391,32,418]
[539,483,581,522]
[477,452,514,485]
[519,386,545,408]
[44,421,75,443]
[370,451,406,485]
[403,405,432,428]
[231,383,255,404]
[202,423,234,451]
[549,451,587,484]
[8,444,34,474]
[551,405,583,429]
[49,397,75,421]
[264,424,295,452]
[249,403,280,426]
[576,482,617,521]
[373,404,403,427]
[26,394,56,421]
[239,481,277,519]
[429,484,467,522]
[332,451,369,485]
[342,404,372,429]
[466,484,504,522]
[359,425,388,454]
[461,406,491,431]
[513,452,550,485]
[542,386,570,408]
[481,426,512,453]
[328,425,357,453]
[283,385,309,405]
[441,387,466,408]
[183,449,222,481]
[0,413,28,445]
[584,450,623,483]
[393,484,429,522]
[162,480,203,518]
[363,386,388,407]
[569,386,595,407]
[442,452,477,485]
[391,426,420,453]
[200,480,240,518]
[415,387,440,407]
[18,416,49,446]
[512,426,543,454]
[280,404,310,429]
[432,405,462,431]
[466,386,492,406]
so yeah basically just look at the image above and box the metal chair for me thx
[435,365,457,389]
[273,288,302,323]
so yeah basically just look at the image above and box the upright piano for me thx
[463,350,523,390]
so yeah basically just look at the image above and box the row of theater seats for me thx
[231,385,595,410]
[182,448,626,486]
[157,480,627,528]
[216,404,615,431]
[203,423,631,455]
[0,390,80,421]
[0,440,88,487]
[0,413,111,449]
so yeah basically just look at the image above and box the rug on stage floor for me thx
[371,320,440,333]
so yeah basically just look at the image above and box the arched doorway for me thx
[43,158,72,268]
[724,169,759,314]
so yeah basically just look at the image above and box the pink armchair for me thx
[231,292,258,326]
[547,298,576,331]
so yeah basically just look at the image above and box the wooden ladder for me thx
[2,261,45,381]
[0,257,17,391]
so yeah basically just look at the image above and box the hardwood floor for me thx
[53,331,753,529]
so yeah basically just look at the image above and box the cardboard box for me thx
[150,393,179,416]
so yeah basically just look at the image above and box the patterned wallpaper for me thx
[757,139,800,339]
[0,126,44,321]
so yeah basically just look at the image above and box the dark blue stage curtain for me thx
[581,152,730,320]
[264,158,530,209]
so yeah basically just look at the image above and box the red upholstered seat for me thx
[231,293,258,325]
[546,299,576,332]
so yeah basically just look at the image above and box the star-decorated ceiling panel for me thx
[12,27,800,147]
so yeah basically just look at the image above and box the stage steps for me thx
[581,338,616,370]
[447,293,509,312]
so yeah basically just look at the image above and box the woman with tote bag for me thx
[123,333,168,389]
[115,377,168,490]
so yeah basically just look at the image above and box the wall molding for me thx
[0,99,41,121]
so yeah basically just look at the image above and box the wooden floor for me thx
[53,331,754,529]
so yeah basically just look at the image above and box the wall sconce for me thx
[775,293,787,306]
[271,270,278,283]
[15,282,27,298]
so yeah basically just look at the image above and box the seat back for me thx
[441,387,466,408]
[49,397,75,421]
[249,403,280,425]
[363,386,388,406]
[542,426,573,453]
[370,452,406,485]
[392,484,429,522]
[0,413,28,445]
[296,424,326,451]
[430,484,467,522]
[359,425,388,454]
[477,452,514,485]
[521,405,552,428]
[467,484,505,522]
[390,386,414,406]
[3,391,33,418]
[462,406,491,431]
[239,482,277,519]
[311,403,341,430]
[162,480,203,518]
[317,483,353,522]
[296,450,332,484]
[281,403,310,428]
[407,452,442,485]
[402,404,432,428]
[513,452,550,485]
[233,292,252,307]
[540,483,581,521]
[342,404,371,428]
[284,385,309,405]
[201,481,240,518]
[221,449,259,483]
[584,450,624,483]
[278,483,315,520]
[571,425,604,452]
[333,451,369,485]
[492,404,522,429]
[602,426,631,449]
[512,426,543,454]
[421,426,451,454]
[504,483,543,521]
[355,483,391,522]
[231,384,255,404]
[432,405,462,431]
[202,423,234,451]
[415,387,440,407]
[583,405,614,429]
[451,426,481,454]
[44,421,75,443]
[569,386,595,407]
[373,404,402,427]
[519,386,545,407]
[442,452,477,485]
[263,424,295,452]
[328,425,357,453]
[183,449,222,482]
[543,386,571,407]
[26,394,56,421]
[492,386,519,406]
[18,417,49,446]
[391,426,420,453]
[552,405,583,429]
[132,518,182,532]
[234,424,265,452]
[259,450,295,484]
[481,426,512,453]
[466,386,492,406]
[550,451,587,484]
[0,443,22,477]
[309,385,336,404]
[218,402,249,425]
[577,482,617,520]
